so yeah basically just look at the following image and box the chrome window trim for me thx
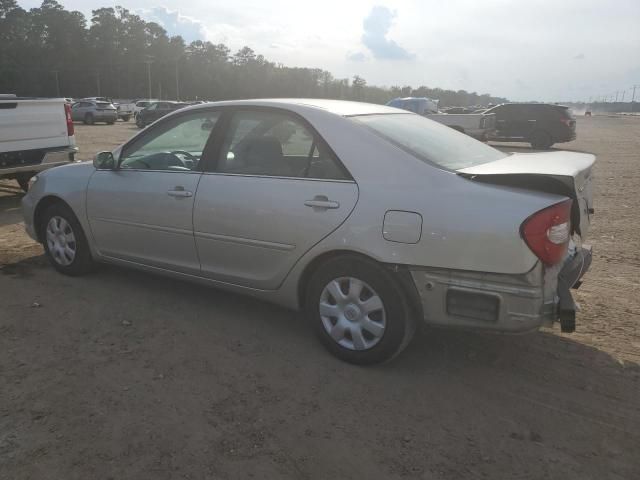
[200,171,356,184]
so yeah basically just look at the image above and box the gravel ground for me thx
[1,117,639,479]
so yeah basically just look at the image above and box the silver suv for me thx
[70,100,118,125]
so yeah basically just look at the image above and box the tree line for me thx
[0,0,508,106]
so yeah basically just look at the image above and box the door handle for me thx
[304,196,339,209]
[167,186,193,198]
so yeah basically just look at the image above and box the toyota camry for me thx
[22,99,594,364]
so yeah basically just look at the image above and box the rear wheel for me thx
[136,117,145,128]
[84,113,94,125]
[40,203,95,276]
[305,256,416,365]
[107,120,115,125]
[530,130,553,149]
[121,115,131,122]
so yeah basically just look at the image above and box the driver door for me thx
[86,110,220,274]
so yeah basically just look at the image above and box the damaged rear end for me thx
[458,150,595,332]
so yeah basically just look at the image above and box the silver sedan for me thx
[22,99,595,364]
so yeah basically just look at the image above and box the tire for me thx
[529,130,553,149]
[107,121,115,125]
[121,115,130,122]
[136,117,145,128]
[84,113,94,125]
[305,255,416,365]
[40,203,95,276]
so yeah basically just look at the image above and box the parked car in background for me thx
[133,99,158,118]
[0,94,76,191]
[71,100,118,125]
[387,97,496,140]
[441,106,475,114]
[484,103,577,149]
[22,99,594,364]
[113,99,134,121]
[135,101,189,128]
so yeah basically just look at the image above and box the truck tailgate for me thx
[0,98,73,153]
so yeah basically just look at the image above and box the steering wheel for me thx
[171,150,198,161]
[170,150,198,169]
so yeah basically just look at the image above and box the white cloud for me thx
[137,6,206,43]
[360,6,414,60]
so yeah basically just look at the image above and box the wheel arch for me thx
[33,195,74,242]
[296,249,424,321]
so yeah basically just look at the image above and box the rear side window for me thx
[214,110,349,180]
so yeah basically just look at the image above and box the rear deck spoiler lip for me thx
[457,151,596,178]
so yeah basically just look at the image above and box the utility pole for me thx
[52,70,60,97]
[615,91,619,102]
[95,71,101,96]
[632,85,639,113]
[144,60,153,99]
[175,61,180,101]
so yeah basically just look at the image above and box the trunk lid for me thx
[458,151,595,238]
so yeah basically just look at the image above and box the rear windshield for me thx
[351,113,507,170]
[96,102,113,108]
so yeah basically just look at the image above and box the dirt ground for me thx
[1,117,639,479]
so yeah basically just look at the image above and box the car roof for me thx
[187,98,401,117]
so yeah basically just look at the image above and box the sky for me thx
[19,0,640,101]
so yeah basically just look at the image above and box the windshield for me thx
[351,113,507,170]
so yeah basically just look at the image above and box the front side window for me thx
[351,113,507,170]
[215,110,349,180]
[119,111,220,171]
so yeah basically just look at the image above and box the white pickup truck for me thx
[386,97,496,140]
[0,95,77,191]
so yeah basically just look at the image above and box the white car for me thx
[133,99,159,118]
[0,94,77,191]
[21,99,594,364]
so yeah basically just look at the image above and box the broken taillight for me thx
[521,199,572,265]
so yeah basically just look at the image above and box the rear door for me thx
[194,108,358,289]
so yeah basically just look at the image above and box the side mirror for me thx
[94,151,116,170]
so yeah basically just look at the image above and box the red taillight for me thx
[521,199,572,265]
[560,117,572,127]
[64,103,74,136]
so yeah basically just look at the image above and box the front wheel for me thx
[305,256,416,365]
[84,113,94,125]
[121,115,130,122]
[41,203,95,276]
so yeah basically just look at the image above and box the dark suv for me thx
[136,101,189,128]
[484,103,576,149]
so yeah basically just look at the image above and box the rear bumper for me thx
[0,147,77,176]
[408,246,592,333]
[94,111,118,121]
